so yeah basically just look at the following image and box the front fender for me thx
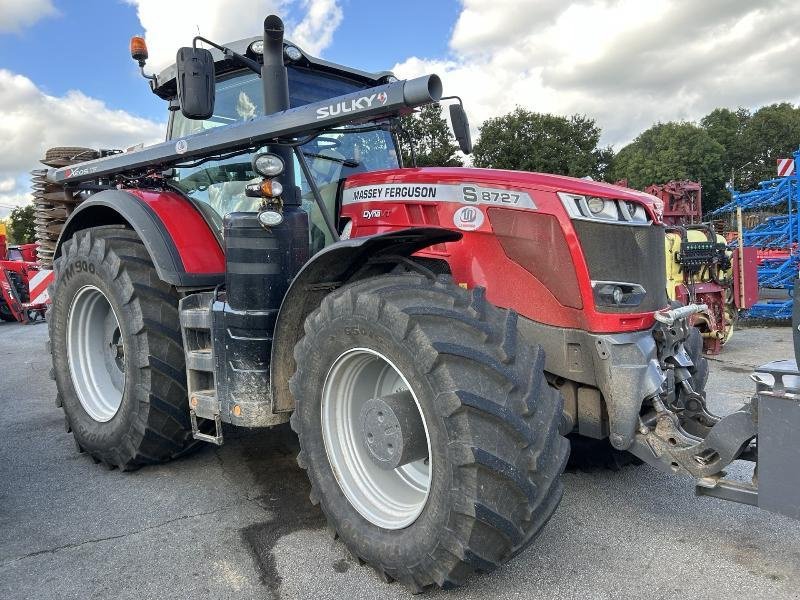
[56,189,224,287]
[270,227,461,412]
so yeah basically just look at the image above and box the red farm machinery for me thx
[34,15,800,591]
[0,223,48,323]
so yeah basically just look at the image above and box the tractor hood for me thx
[344,167,663,220]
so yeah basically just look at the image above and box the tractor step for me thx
[179,290,290,442]
[189,390,223,446]
[179,292,223,445]
[186,348,214,372]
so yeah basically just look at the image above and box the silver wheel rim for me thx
[66,285,125,422]
[321,348,432,529]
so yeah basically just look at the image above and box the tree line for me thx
[400,102,800,213]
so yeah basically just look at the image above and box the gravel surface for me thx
[0,321,798,599]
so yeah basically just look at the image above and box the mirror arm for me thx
[193,36,262,75]
[441,95,465,107]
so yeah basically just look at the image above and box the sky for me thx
[1,0,799,216]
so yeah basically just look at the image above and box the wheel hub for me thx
[66,285,125,422]
[360,390,428,470]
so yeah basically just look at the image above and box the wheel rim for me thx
[321,348,432,529]
[66,285,125,422]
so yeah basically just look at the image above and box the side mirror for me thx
[176,47,215,120]
[449,103,473,155]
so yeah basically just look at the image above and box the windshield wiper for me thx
[302,152,359,168]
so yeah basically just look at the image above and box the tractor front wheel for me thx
[290,274,569,591]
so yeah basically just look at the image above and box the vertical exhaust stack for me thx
[261,14,296,205]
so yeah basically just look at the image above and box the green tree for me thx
[700,107,750,160]
[399,103,463,167]
[734,103,800,189]
[8,205,35,244]
[610,122,727,211]
[700,107,751,203]
[472,107,612,179]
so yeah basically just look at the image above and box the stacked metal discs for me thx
[31,147,99,267]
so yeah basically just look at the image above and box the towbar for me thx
[46,74,443,185]
[654,303,708,326]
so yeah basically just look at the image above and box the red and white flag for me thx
[777,158,795,177]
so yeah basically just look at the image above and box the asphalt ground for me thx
[1,321,798,599]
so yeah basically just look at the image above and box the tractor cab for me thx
[150,37,404,253]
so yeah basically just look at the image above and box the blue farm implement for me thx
[711,151,800,320]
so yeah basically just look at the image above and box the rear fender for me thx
[270,227,461,412]
[56,189,224,287]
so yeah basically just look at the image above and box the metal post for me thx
[737,206,746,308]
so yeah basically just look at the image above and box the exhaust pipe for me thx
[261,15,297,204]
[403,74,442,106]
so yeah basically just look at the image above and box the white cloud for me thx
[290,0,342,55]
[0,0,57,33]
[125,0,343,71]
[394,0,800,147]
[0,69,163,213]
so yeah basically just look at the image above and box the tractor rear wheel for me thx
[290,274,569,591]
[48,225,195,469]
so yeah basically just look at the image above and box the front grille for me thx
[573,221,668,313]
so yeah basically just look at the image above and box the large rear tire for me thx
[290,274,569,591]
[49,226,195,469]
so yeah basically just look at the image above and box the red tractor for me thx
[37,15,799,592]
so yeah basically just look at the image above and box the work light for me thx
[252,152,285,177]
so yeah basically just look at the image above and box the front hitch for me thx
[632,304,758,483]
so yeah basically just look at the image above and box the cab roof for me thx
[151,36,395,100]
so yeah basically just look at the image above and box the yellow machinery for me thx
[665,225,735,354]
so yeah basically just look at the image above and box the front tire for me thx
[49,226,195,469]
[290,274,569,591]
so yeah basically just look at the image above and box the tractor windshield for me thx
[170,68,399,251]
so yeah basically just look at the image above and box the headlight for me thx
[257,209,283,227]
[248,40,264,55]
[558,192,650,225]
[252,152,285,177]
[592,281,646,307]
[340,220,353,240]
[587,197,605,214]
